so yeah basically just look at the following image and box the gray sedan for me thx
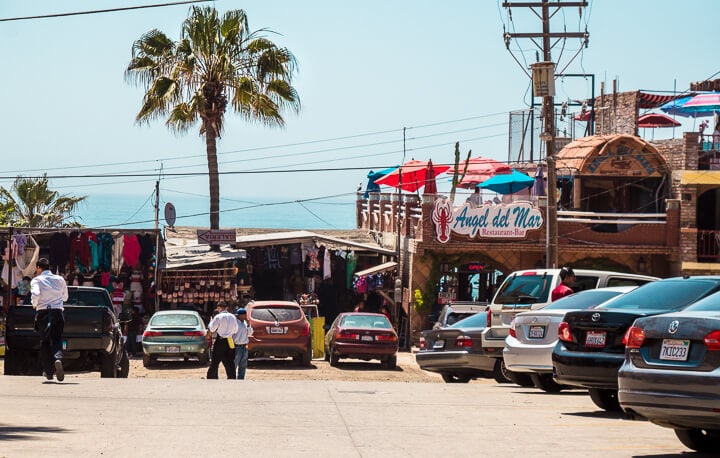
[503,286,635,392]
[141,310,210,367]
[618,294,720,453]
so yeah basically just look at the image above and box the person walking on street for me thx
[206,301,239,379]
[31,258,69,382]
[232,307,253,380]
[551,267,576,301]
[124,306,144,357]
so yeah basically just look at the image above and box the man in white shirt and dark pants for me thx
[232,308,253,379]
[31,258,69,382]
[206,301,239,379]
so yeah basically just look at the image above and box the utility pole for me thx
[502,1,588,268]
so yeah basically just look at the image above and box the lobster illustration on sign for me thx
[432,197,453,244]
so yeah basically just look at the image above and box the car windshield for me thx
[151,314,200,327]
[251,306,302,322]
[596,280,720,311]
[542,290,626,310]
[494,274,552,304]
[448,312,487,329]
[341,315,391,329]
[65,291,111,308]
[681,290,720,312]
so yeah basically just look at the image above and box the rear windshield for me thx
[341,315,392,329]
[597,280,720,311]
[150,314,200,327]
[446,312,476,326]
[682,290,720,312]
[449,312,487,329]
[66,291,112,308]
[542,290,626,310]
[494,274,603,304]
[251,306,302,322]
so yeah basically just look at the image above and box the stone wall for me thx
[593,91,640,136]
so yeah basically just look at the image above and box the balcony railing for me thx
[698,230,720,261]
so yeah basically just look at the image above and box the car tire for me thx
[4,348,17,376]
[323,346,330,362]
[301,347,312,367]
[384,355,397,370]
[142,354,155,368]
[588,388,621,412]
[329,347,339,367]
[674,428,720,452]
[100,348,119,378]
[530,373,564,393]
[492,359,513,384]
[118,349,130,378]
[198,351,209,366]
[441,373,471,383]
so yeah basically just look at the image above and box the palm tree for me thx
[0,174,86,227]
[125,6,300,232]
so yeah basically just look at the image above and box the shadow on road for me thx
[0,424,68,441]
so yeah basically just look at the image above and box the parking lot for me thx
[0,352,705,456]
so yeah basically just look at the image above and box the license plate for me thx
[528,326,545,339]
[361,335,373,342]
[270,327,285,334]
[585,331,606,347]
[166,346,180,353]
[433,339,445,349]
[660,339,690,361]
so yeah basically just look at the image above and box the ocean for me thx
[76,193,357,230]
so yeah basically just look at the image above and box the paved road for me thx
[0,375,700,457]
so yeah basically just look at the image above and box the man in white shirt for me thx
[232,308,253,380]
[31,258,69,382]
[206,301,239,379]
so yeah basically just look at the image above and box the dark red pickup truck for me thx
[4,286,129,378]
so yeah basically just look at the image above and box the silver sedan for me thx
[503,286,635,392]
[618,294,720,453]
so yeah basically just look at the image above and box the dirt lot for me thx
[1,351,444,383]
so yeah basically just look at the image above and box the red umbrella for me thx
[447,157,512,189]
[424,160,438,194]
[375,159,451,193]
[638,113,681,128]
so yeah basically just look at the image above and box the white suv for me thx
[482,268,658,352]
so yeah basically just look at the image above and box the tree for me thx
[0,174,86,227]
[125,6,300,232]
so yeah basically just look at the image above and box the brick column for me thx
[665,199,680,248]
[684,132,700,170]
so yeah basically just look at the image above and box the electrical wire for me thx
[0,1,211,22]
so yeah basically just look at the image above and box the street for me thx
[0,353,703,457]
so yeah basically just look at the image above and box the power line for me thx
[0,0,211,22]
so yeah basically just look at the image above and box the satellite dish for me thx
[164,202,176,227]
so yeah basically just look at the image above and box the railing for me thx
[698,230,720,261]
[557,211,666,224]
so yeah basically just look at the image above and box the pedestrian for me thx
[206,301,239,379]
[551,267,576,301]
[232,307,253,380]
[353,300,365,312]
[31,257,69,382]
[124,306,144,357]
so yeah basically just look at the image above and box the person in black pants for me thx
[205,302,239,379]
[30,258,69,382]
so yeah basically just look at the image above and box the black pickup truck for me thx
[4,286,129,378]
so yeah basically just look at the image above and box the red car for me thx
[247,301,312,366]
[324,313,399,368]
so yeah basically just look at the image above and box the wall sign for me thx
[434,198,544,243]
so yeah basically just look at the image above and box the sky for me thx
[1,0,719,228]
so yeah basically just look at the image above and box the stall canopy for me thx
[353,261,398,277]
[233,230,396,256]
[160,242,246,269]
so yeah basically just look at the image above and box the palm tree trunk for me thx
[205,125,221,240]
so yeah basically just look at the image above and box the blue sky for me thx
[1,1,718,227]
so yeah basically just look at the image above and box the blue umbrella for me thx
[659,96,703,118]
[479,169,534,195]
[364,166,398,198]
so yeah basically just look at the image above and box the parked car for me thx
[504,286,637,392]
[552,276,720,412]
[141,310,209,367]
[324,313,398,368]
[431,301,486,330]
[416,312,507,383]
[247,301,312,366]
[618,294,720,452]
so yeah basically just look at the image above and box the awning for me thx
[680,171,720,185]
[160,242,246,269]
[638,92,690,109]
[353,261,398,277]
[234,230,396,255]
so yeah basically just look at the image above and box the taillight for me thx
[455,336,473,347]
[704,330,720,351]
[558,322,572,343]
[183,331,205,337]
[487,308,492,327]
[418,337,426,349]
[299,322,311,337]
[337,331,359,340]
[375,334,397,342]
[143,330,163,337]
[509,318,516,338]
[623,326,645,349]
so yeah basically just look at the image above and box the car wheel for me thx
[529,373,564,393]
[4,348,17,376]
[100,348,119,378]
[441,373,471,383]
[588,388,621,412]
[674,428,720,452]
[198,351,210,366]
[118,349,130,378]
[329,347,339,367]
[301,347,312,367]
[323,345,330,362]
[492,359,513,384]
[142,354,154,368]
[384,355,397,370]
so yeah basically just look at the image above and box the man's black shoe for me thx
[43,372,53,381]
[54,360,64,382]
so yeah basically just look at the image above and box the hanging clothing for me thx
[138,233,154,265]
[346,251,357,289]
[323,248,331,280]
[112,234,124,274]
[69,231,90,271]
[49,232,70,274]
[97,232,114,272]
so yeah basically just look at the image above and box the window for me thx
[251,306,302,322]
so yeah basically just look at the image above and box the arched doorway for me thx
[696,188,720,261]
